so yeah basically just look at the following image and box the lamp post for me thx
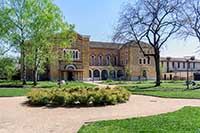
[184,56,195,89]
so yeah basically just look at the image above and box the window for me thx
[143,58,146,64]
[93,70,100,77]
[75,51,79,59]
[139,59,142,64]
[63,49,80,60]
[114,57,118,66]
[73,51,76,59]
[91,55,95,65]
[106,55,110,65]
[183,62,185,68]
[188,62,190,68]
[178,62,180,68]
[172,62,175,68]
[193,62,195,69]
[98,55,103,65]
[147,57,150,64]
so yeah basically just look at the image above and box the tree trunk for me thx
[33,49,38,86]
[21,45,27,85]
[33,68,38,86]
[154,49,161,86]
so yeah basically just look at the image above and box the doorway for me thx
[67,71,74,81]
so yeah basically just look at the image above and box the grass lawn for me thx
[0,88,31,97]
[132,89,200,99]
[102,80,200,99]
[0,81,96,97]
[78,107,200,133]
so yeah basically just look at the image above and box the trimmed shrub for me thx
[27,87,131,107]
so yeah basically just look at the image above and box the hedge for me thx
[26,86,131,106]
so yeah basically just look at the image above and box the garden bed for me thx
[27,87,130,107]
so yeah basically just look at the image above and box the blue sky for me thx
[54,0,200,58]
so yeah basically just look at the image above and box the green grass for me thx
[107,80,200,99]
[0,81,96,97]
[0,88,31,97]
[132,89,200,99]
[78,107,200,133]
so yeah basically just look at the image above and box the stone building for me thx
[48,34,156,81]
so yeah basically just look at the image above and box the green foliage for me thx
[27,87,131,106]
[0,57,17,80]
[0,0,76,84]
[78,107,200,133]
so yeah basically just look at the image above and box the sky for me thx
[54,0,200,58]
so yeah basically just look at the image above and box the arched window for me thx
[139,58,142,64]
[93,70,100,77]
[143,58,146,64]
[106,55,110,65]
[75,51,78,59]
[98,55,103,65]
[91,55,95,65]
[147,57,150,64]
[73,51,76,59]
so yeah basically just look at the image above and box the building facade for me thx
[47,34,200,81]
[49,34,156,81]
[161,57,200,80]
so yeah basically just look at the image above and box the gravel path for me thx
[1,95,200,133]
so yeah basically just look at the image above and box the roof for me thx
[119,40,152,49]
[161,57,200,62]
[89,41,123,49]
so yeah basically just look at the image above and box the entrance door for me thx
[68,71,73,81]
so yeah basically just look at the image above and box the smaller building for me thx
[161,57,200,80]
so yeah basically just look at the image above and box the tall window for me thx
[73,51,76,59]
[147,57,150,64]
[139,59,142,64]
[183,62,185,68]
[114,57,118,66]
[143,58,146,64]
[98,55,103,65]
[172,62,175,68]
[193,62,195,69]
[106,55,110,65]
[91,55,95,65]
[178,62,180,68]
[188,62,190,68]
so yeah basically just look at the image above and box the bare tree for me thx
[177,0,200,42]
[113,0,181,86]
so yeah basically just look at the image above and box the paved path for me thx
[84,81,118,88]
[1,95,200,133]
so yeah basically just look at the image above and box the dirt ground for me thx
[1,95,200,133]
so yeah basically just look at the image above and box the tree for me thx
[177,0,200,42]
[25,0,75,86]
[125,66,132,80]
[0,0,75,85]
[0,0,33,85]
[113,0,181,86]
[0,57,17,80]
